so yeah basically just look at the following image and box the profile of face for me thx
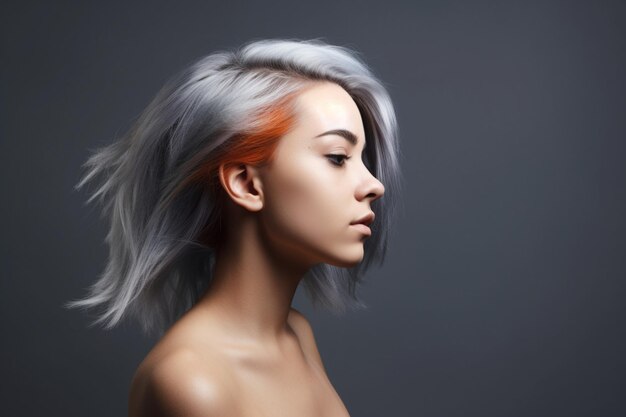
[252,82,385,269]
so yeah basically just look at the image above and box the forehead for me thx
[289,82,365,143]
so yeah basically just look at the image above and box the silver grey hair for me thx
[67,38,403,335]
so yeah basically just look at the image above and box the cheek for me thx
[263,159,345,246]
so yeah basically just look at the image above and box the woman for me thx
[69,38,402,416]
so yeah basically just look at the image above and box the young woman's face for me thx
[258,82,385,268]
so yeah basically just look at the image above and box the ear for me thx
[218,163,264,212]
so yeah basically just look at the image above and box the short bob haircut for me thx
[68,38,403,335]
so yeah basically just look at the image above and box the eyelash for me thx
[326,154,351,167]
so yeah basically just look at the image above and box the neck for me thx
[195,212,311,345]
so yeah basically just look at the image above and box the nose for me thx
[356,165,385,203]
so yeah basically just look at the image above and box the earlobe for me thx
[218,163,264,212]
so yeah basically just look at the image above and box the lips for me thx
[350,211,375,227]
[350,211,374,236]
[350,223,372,236]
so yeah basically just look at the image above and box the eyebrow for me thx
[314,129,365,150]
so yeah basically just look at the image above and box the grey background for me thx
[2,0,625,416]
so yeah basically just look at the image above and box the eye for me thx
[326,154,351,167]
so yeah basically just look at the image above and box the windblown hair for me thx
[67,38,403,335]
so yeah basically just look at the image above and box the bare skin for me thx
[128,81,385,417]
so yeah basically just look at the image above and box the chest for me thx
[232,358,351,417]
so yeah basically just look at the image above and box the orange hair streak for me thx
[191,91,302,247]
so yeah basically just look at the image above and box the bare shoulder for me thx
[288,307,326,372]
[129,348,237,417]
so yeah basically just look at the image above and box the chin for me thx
[325,245,365,268]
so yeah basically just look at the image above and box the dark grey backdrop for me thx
[2,1,625,416]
